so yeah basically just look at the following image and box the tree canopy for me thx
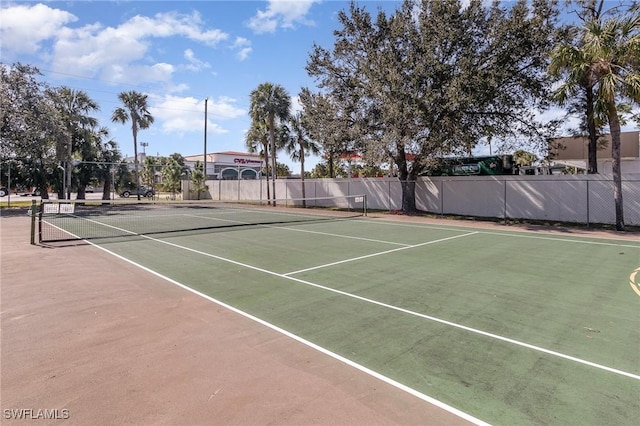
[306,0,564,211]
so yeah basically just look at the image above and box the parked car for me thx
[0,187,8,197]
[120,186,154,198]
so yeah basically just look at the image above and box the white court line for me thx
[68,226,491,426]
[283,232,477,276]
[185,213,411,247]
[358,218,640,248]
[82,219,640,383]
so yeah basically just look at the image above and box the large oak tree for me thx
[307,0,563,212]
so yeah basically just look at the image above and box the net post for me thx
[363,194,368,216]
[29,200,36,244]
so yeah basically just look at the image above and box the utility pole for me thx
[204,97,208,180]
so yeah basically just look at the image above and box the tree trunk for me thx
[300,145,306,208]
[585,86,598,174]
[268,115,277,206]
[65,134,73,200]
[607,102,624,231]
[263,141,270,205]
[102,171,112,200]
[401,179,417,213]
[65,160,72,200]
[395,142,417,213]
[271,141,277,206]
[328,150,335,178]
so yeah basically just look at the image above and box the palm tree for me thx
[162,157,183,200]
[284,112,320,206]
[249,83,291,206]
[190,160,207,200]
[549,1,605,175]
[549,6,639,231]
[75,125,109,200]
[245,119,271,203]
[48,87,99,199]
[88,126,121,200]
[111,91,154,200]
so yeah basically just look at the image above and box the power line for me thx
[39,68,159,92]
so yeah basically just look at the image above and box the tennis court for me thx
[31,198,640,424]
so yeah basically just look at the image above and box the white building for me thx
[549,131,640,175]
[183,151,263,180]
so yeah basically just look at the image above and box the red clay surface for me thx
[1,214,474,426]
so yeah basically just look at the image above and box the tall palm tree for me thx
[249,82,291,205]
[48,87,99,199]
[550,1,606,175]
[549,6,640,231]
[75,125,109,200]
[162,157,183,200]
[245,119,271,203]
[284,112,320,206]
[95,134,121,201]
[111,91,154,200]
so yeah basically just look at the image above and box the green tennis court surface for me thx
[39,200,639,425]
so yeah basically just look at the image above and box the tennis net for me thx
[37,195,367,243]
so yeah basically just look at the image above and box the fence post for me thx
[503,180,507,225]
[440,180,444,216]
[30,200,36,245]
[586,179,590,227]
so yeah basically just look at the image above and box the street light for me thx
[204,97,208,181]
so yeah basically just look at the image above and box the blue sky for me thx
[1,1,637,173]
[1,0,402,173]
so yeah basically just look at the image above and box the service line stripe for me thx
[359,218,640,248]
[87,220,640,383]
[283,232,477,276]
[75,233,491,426]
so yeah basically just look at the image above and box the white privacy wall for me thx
[185,175,640,226]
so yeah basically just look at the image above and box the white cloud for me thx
[150,96,246,135]
[183,49,211,71]
[236,47,252,61]
[49,12,229,82]
[0,3,77,55]
[1,4,230,85]
[210,96,247,120]
[117,11,228,46]
[246,0,319,34]
[231,37,252,61]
